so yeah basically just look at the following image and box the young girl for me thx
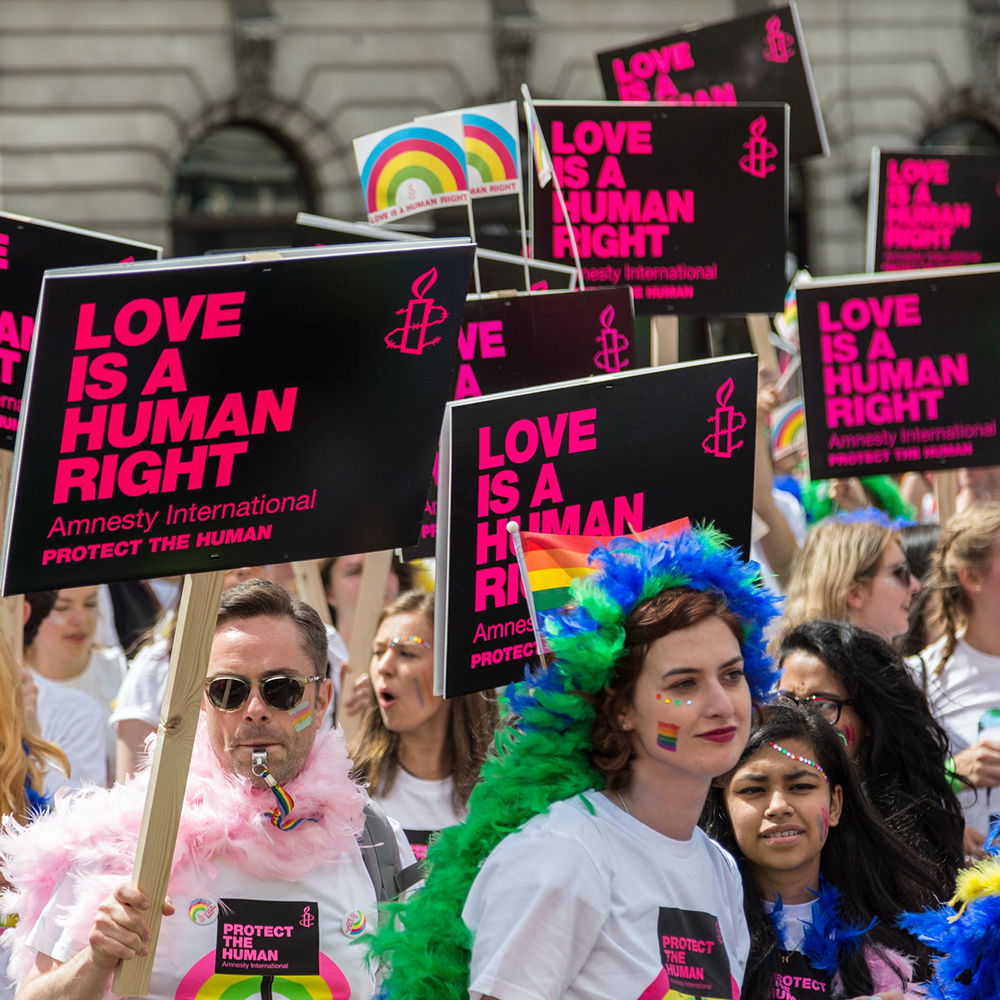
[706,705,942,1000]
[368,527,781,1000]
[350,591,499,859]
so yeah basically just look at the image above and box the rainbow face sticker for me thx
[188,899,218,926]
[656,722,679,752]
[288,701,312,732]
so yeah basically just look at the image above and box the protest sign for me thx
[295,213,579,292]
[406,285,638,558]
[435,354,757,697]
[596,1,827,161]
[0,212,160,449]
[529,102,788,316]
[797,264,1000,479]
[867,148,1000,272]
[0,239,475,594]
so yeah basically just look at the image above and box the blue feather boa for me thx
[770,878,876,973]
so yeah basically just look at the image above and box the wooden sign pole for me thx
[0,449,23,664]
[292,560,333,626]
[337,549,393,743]
[112,569,226,997]
[935,470,959,527]
[746,314,778,373]
[650,315,678,367]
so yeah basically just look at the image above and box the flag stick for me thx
[506,520,546,674]
[466,200,482,294]
[516,186,531,292]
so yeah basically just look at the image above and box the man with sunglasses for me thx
[2,578,413,1000]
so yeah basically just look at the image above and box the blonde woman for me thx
[783,512,919,640]
[350,591,499,860]
[913,501,1000,856]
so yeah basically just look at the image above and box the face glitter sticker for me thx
[767,741,829,783]
[656,721,679,752]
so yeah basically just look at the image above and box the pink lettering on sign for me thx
[386,268,447,355]
[0,232,9,270]
[762,15,795,63]
[551,119,653,156]
[703,378,746,458]
[738,117,777,179]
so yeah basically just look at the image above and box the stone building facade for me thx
[0,0,990,274]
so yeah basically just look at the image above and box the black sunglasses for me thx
[777,692,854,725]
[205,674,323,712]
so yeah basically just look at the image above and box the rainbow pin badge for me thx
[342,909,368,938]
[188,897,218,925]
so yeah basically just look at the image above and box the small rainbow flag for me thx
[657,721,679,752]
[770,397,805,461]
[353,114,469,225]
[519,518,689,613]
[460,102,522,199]
[522,99,553,188]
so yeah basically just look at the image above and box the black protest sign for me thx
[657,907,733,999]
[0,213,160,449]
[867,148,1000,272]
[406,285,638,557]
[436,355,756,698]
[0,241,474,593]
[216,899,319,976]
[530,102,788,316]
[797,265,1000,479]
[596,2,827,162]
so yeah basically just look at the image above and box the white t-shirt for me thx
[912,635,1000,836]
[32,671,107,792]
[38,646,126,783]
[463,790,749,1000]
[24,857,379,1000]
[110,635,171,730]
[373,769,465,861]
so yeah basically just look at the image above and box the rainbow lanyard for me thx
[251,749,318,831]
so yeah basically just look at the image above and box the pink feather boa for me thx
[832,945,926,999]
[0,722,366,989]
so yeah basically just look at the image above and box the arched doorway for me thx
[172,122,315,257]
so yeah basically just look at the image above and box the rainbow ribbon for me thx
[255,758,318,831]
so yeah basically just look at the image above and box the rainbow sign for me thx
[460,102,522,199]
[353,114,469,225]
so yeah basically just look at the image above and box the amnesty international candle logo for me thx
[300,905,315,928]
[762,15,796,63]
[702,379,746,458]
[594,305,630,373]
[386,268,448,355]
[739,117,777,178]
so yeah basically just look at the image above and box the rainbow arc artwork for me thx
[353,114,469,225]
[460,102,522,199]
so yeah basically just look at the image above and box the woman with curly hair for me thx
[367,527,781,1000]
[778,619,964,886]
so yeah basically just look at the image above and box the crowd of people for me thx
[3,439,1000,997]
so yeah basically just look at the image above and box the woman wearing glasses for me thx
[779,619,963,887]
[914,501,1000,859]
[784,511,920,641]
[350,592,499,861]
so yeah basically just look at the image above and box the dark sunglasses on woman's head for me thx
[204,674,323,712]
[777,692,854,725]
